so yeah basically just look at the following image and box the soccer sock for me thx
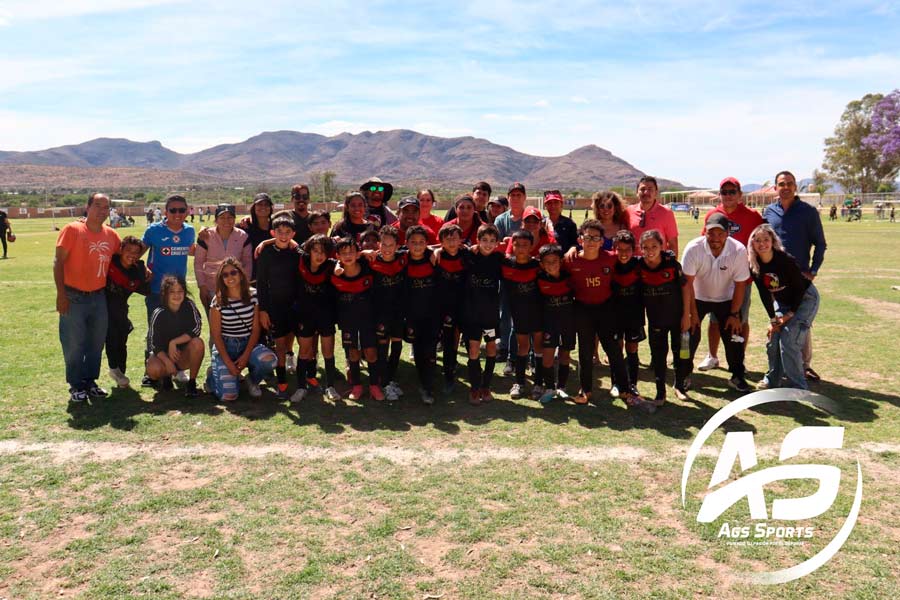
[387,341,402,383]
[276,365,286,385]
[627,351,639,387]
[367,359,380,387]
[467,358,482,389]
[377,342,389,383]
[482,356,496,388]
[442,328,457,379]
[515,355,527,384]
[324,357,337,387]
[349,360,361,385]
[295,359,308,388]
[558,363,570,389]
[307,356,317,379]
[542,366,555,391]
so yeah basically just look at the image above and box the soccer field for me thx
[0,214,898,599]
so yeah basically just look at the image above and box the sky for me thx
[1,0,898,187]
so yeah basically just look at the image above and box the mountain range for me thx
[0,129,683,190]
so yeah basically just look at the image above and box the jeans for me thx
[498,287,517,359]
[766,285,819,390]
[59,289,108,390]
[207,335,276,400]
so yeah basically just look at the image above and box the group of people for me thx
[54,171,826,412]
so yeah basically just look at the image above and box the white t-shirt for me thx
[681,236,750,303]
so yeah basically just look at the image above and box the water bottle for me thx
[679,331,691,360]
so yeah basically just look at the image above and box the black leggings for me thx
[648,325,690,391]
[575,301,628,394]
[106,308,132,372]
[0,229,7,256]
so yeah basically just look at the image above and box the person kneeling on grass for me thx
[146,275,205,397]
[207,258,277,401]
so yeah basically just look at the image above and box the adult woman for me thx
[146,276,205,396]
[417,189,444,233]
[505,206,554,255]
[592,191,631,251]
[195,204,252,312]
[238,193,274,280]
[444,194,483,246]
[0,208,12,259]
[206,258,277,401]
[748,224,820,390]
[331,191,372,242]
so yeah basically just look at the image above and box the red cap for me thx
[523,206,543,220]
[543,191,563,203]
[719,177,741,190]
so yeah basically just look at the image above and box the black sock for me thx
[324,357,337,387]
[307,356,317,379]
[515,355,527,384]
[378,343,389,384]
[296,359,308,388]
[558,363,570,389]
[349,360,361,385]
[468,358,482,389]
[367,359,380,387]
[442,328,457,379]
[387,341,402,383]
[627,351,639,387]
[276,365,286,384]
[542,365,555,390]
[483,356,496,388]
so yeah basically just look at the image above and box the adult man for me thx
[494,183,528,366]
[445,181,491,223]
[140,194,196,386]
[682,213,752,395]
[627,176,678,256]
[54,193,121,403]
[542,190,577,253]
[360,177,398,227]
[289,184,313,244]
[697,177,763,372]
[762,170,827,381]
[392,197,437,245]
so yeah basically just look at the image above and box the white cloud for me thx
[0,0,184,25]
[570,96,590,104]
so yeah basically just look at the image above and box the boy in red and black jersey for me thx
[434,224,467,392]
[536,244,575,402]
[404,225,440,404]
[611,230,645,390]
[368,226,408,400]
[502,229,544,400]
[295,234,339,400]
[331,237,381,401]
[638,230,692,406]
[105,236,151,387]
[569,219,644,407]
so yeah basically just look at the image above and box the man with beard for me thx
[289,184,313,244]
[360,177,398,228]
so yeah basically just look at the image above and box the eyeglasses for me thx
[168,207,187,214]
[598,203,614,210]
[222,269,240,278]
[293,194,310,201]
[368,185,385,192]
[582,234,603,243]
[720,189,739,196]
[638,210,647,228]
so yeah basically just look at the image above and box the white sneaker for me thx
[386,381,404,396]
[385,385,399,401]
[248,381,262,398]
[324,386,341,402]
[510,383,523,399]
[174,370,189,384]
[286,354,296,375]
[109,368,130,388]
[290,388,307,404]
[609,384,620,398]
[697,355,719,371]
[503,362,514,377]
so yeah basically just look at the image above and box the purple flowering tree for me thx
[864,89,900,169]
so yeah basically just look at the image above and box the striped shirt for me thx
[211,288,258,337]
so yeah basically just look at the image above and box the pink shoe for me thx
[369,384,385,401]
[348,385,364,401]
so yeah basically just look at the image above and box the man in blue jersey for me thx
[140,194,196,386]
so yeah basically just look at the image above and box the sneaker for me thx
[386,381,404,397]
[804,367,821,382]
[248,381,262,398]
[109,368,130,388]
[385,385,399,401]
[84,383,107,398]
[69,389,88,403]
[503,362,514,377]
[369,385,385,401]
[469,389,481,405]
[348,385,364,401]
[290,388,307,404]
[539,388,558,404]
[698,355,719,371]
[609,384,620,399]
[174,370,189,384]
[510,383,523,399]
[285,354,296,375]
[306,377,320,389]
[756,378,770,390]
[556,388,570,401]
[184,380,200,398]
[141,374,157,388]
[480,388,494,404]
[324,386,341,402]
[421,389,435,405]
[674,386,690,401]
[728,376,752,394]
[574,391,591,405]
[531,384,545,400]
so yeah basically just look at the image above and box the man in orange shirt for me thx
[626,176,678,257]
[55,192,121,404]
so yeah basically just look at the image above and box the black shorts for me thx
[463,320,499,343]
[341,324,376,350]
[299,315,336,338]
[376,315,405,341]
[404,318,439,346]
[510,305,542,335]
[615,325,647,343]
[542,310,576,350]
[267,303,298,339]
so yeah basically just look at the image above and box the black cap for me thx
[706,212,730,232]
[215,204,236,218]
[508,182,526,194]
[397,196,420,210]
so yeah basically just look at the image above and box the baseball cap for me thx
[253,193,273,205]
[523,206,543,221]
[215,204,236,218]
[706,212,730,231]
[489,196,508,208]
[397,196,420,210]
[543,191,563,203]
[719,177,741,190]
[508,182,526,194]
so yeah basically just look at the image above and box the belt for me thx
[65,285,104,296]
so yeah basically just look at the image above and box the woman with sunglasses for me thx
[591,191,631,251]
[146,275,205,397]
[206,258,277,401]
[195,204,253,313]
[331,192,375,242]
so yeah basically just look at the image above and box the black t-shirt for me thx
[149,299,203,353]
[463,250,503,325]
[291,211,312,244]
[639,252,684,328]
[256,243,301,311]
[753,250,811,318]
[405,250,438,322]
[331,220,372,242]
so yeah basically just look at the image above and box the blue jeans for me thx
[207,335,276,400]
[766,285,819,390]
[59,289,108,390]
[498,287,517,359]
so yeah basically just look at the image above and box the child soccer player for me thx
[105,236,151,388]
[569,219,644,407]
[297,234,341,402]
[462,224,504,405]
[502,229,544,400]
[638,230,692,410]
[332,236,381,401]
[536,244,575,403]
[404,225,440,405]
[611,230,645,397]
[256,211,301,400]
[360,227,380,251]
[370,226,408,401]
[434,224,467,393]
[308,210,332,237]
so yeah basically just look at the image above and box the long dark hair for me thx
[159,275,190,310]
[591,190,629,229]
[214,257,251,307]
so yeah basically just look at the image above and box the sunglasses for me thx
[582,234,603,243]
[368,185,385,192]
[222,269,240,278]
[168,207,188,214]
[638,210,647,228]
[720,189,739,196]
[293,194,310,201]
[597,203,614,210]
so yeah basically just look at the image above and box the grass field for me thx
[0,213,898,599]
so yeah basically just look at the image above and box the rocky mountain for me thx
[0,129,684,189]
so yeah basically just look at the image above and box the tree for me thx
[863,89,900,170]
[811,168,829,199]
[823,93,899,193]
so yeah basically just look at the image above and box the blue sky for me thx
[1,0,898,187]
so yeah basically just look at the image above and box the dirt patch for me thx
[844,295,900,323]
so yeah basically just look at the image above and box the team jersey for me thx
[297,254,337,319]
[405,250,438,321]
[612,257,643,323]
[537,271,574,311]
[463,249,503,326]
[639,252,684,328]
[142,221,195,293]
[256,243,301,312]
[435,250,467,317]
[106,254,150,300]
[568,251,617,305]
[330,261,375,327]
[370,250,408,317]
[501,256,541,309]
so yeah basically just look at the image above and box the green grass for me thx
[1,214,899,598]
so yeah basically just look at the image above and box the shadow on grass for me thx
[66,386,224,431]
